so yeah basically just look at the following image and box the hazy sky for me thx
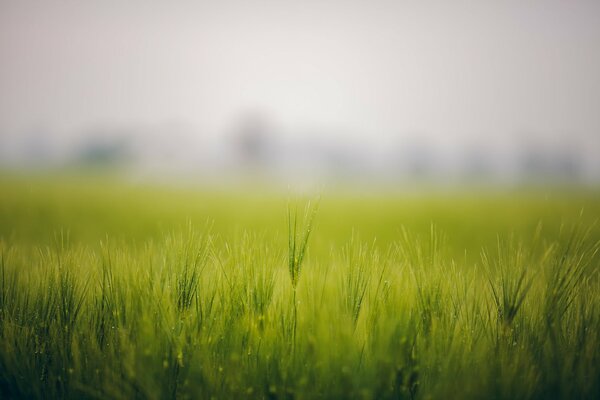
[1,0,600,147]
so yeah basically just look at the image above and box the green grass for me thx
[0,175,599,399]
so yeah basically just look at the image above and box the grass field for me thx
[1,175,599,399]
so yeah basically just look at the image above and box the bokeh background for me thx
[1,0,600,188]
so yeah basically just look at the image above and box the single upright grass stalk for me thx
[341,234,374,329]
[288,200,319,289]
[287,199,319,349]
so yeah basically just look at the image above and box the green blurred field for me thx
[1,175,599,399]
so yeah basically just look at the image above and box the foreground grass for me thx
[0,176,599,399]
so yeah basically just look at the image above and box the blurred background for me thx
[1,0,599,189]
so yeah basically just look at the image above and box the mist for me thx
[1,0,600,186]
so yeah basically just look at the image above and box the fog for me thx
[1,0,600,185]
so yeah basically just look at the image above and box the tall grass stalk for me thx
[287,199,319,350]
[341,234,374,328]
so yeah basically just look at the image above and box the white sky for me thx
[1,0,600,148]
